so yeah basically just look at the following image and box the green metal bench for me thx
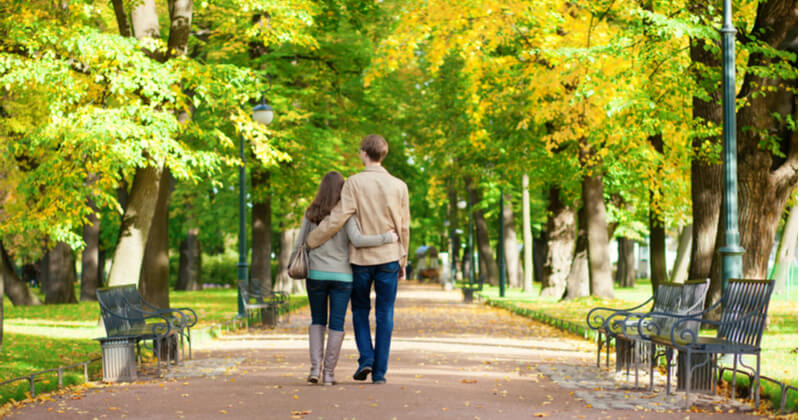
[640,279,775,409]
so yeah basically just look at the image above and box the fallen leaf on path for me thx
[533,413,550,417]
[461,379,478,384]
[290,410,311,415]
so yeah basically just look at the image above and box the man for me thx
[306,134,410,384]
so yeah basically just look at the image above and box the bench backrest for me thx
[649,282,684,333]
[718,279,774,348]
[650,279,710,335]
[97,285,146,335]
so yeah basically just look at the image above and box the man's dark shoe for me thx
[372,378,386,384]
[353,366,372,381]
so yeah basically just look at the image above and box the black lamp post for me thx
[718,0,744,303]
[237,97,274,317]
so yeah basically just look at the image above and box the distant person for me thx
[293,171,398,385]
[306,134,410,384]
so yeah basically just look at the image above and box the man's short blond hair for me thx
[361,134,388,162]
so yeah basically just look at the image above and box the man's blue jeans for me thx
[306,279,352,331]
[351,262,400,381]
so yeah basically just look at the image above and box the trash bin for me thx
[100,338,137,382]
[677,351,713,392]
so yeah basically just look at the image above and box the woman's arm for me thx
[292,218,311,252]
[345,217,395,248]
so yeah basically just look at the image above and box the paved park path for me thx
[6,283,761,419]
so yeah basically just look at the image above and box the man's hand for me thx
[389,230,399,242]
[398,264,405,280]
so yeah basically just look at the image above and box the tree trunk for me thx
[2,244,41,306]
[447,185,461,283]
[648,133,667,293]
[97,249,106,288]
[521,174,534,292]
[45,242,77,304]
[616,237,636,288]
[275,228,299,294]
[0,254,3,351]
[688,6,724,282]
[503,194,521,288]
[540,187,575,298]
[251,169,273,296]
[583,174,614,298]
[533,234,547,284]
[773,204,798,295]
[671,224,693,284]
[140,168,171,309]
[107,165,164,288]
[465,176,499,286]
[177,228,202,291]
[80,198,100,301]
[708,0,797,306]
[565,205,590,299]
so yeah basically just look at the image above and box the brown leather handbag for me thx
[287,241,309,280]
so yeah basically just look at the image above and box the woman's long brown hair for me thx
[305,171,345,224]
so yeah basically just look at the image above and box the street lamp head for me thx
[252,100,273,126]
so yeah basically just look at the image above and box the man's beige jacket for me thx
[306,165,410,268]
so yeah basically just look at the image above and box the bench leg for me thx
[753,353,761,408]
[649,343,656,392]
[155,339,161,377]
[187,328,192,360]
[636,341,640,385]
[596,333,602,368]
[665,347,673,395]
[684,349,692,410]
[731,352,738,400]
[606,335,611,368]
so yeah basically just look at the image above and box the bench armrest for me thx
[138,300,198,328]
[586,297,653,330]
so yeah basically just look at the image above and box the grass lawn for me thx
[1,287,308,406]
[477,280,798,412]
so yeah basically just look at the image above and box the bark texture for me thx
[582,174,614,298]
[107,165,164,288]
[447,186,461,282]
[1,243,41,306]
[251,169,272,296]
[707,0,798,306]
[176,228,202,291]
[671,224,693,284]
[465,177,499,286]
[275,228,304,294]
[688,3,724,282]
[565,206,590,299]
[140,168,172,309]
[616,238,636,288]
[648,133,667,293]
[540,187,575,298]
[502,194,521,288]
[521,174,534,292]
[80,198,100,301]
[45,242,77,304]
[773,204,798,295]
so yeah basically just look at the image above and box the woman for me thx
[293,171,397,385]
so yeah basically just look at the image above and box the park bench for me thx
[585,279,708,373]
[239,283,289,328]
[461,274,484,304]
[111,285,198,361]
[637,278,775,409]
[613,279,709,389]
[96,286,179,379]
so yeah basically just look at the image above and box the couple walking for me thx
[292,134,410,386]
